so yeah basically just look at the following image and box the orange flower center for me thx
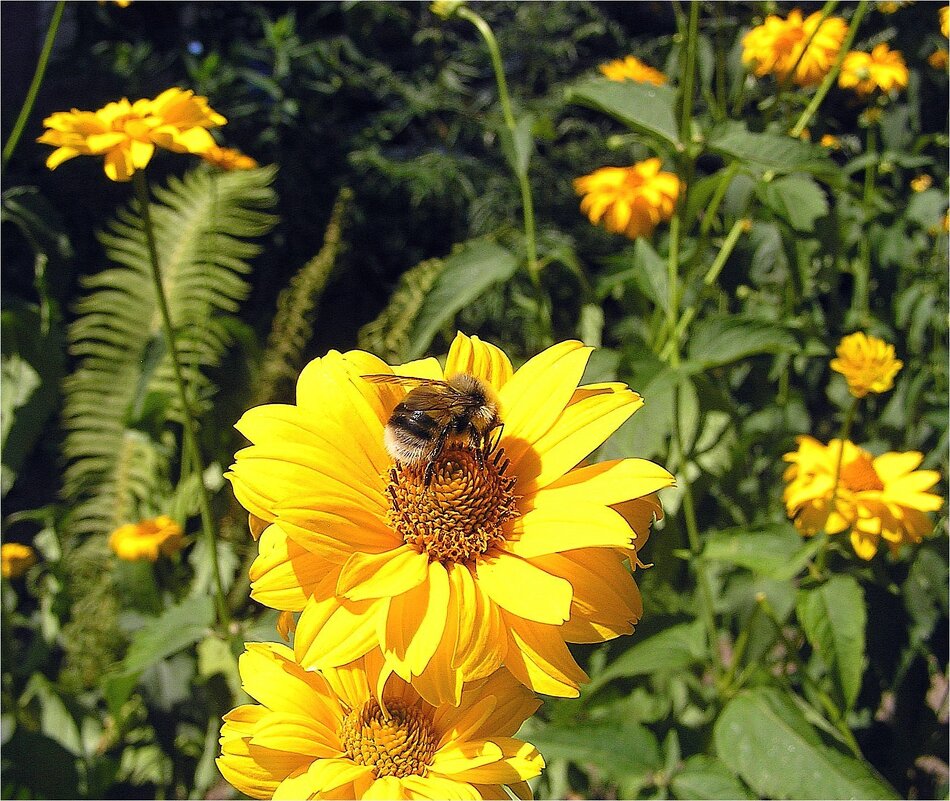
[386,445,518,564]
[339,699,437,778]
[840,454,885,492]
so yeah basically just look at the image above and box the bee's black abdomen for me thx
[390,407,438,439]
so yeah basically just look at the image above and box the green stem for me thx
[131,170,230,630]
[790,0,870,138]
[661,217,747,361]
[679,1,701,144]
[815,396,861,574]
[457,6,546,335]
[782,0,839,101]
[854,122,877,325]
[722,594,763,692]
[2,0,65,167]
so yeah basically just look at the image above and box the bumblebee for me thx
[363,372,502,486]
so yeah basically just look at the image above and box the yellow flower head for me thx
[598,55,667,85]
[742,9,848,87]
[201,145,259,171]
[820,133,842,149]
[37,88,225,182]
[942,6,949,38]
[911,174,933,193]
[876,1,910,13]
[573,158,680,240]
[227,332,673,703]
[430,0,465,19]
[929,48,949,70]
[783,436,943,559]
[2,543,38,579]
[839,43,909,97]
[830,332,903,398]
[217,644,544,799]
[108,515,184,561]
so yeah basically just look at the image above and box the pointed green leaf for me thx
[757,175,829,232]
[671,755,754,800]
[706,121,837,178]
[687,315,798,369]
[797,575,867,711]
[566,78,679,148]
[715,687,896,799]
[121,596,215,674]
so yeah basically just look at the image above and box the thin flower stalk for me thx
[2,0,65,166]
[790,0,870,138]
[131,170,230,629]
[814,396,859,574]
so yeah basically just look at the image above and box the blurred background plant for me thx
[1,2,947,798]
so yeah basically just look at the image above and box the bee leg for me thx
[487,423,504,455]
[424,430,451,488]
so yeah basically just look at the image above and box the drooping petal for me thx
[502,615,588,697]
[273,758,374,801]
[400,775,481,800]
[295,595,385,670]
[384,561,450,677]
[240,642,340,722]
[337,546,430,601]
[450,564,507,680]
[475,552,572,624]
[249,524,336,611]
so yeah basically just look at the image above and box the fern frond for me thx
[358,257,446,364]
[255,187,352,404]
[62,166,278,537]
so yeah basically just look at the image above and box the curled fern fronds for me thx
[61,166,278,537]
[256,186,352,404]
[358,257,446,364]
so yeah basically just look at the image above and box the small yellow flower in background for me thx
[929,48,949,70]
[201,145,258,171]
[942,6,949,38]
[911,174,933,193]
[830,332,903,398]
[742,9,848,87]
[2,543,38,578]
[217,644,544,799]
[820,133,842,149]
[599,55,667,85]
[574,158,680,240]
[838,43,909,97]
[37,88,225,182]
[783,436,943,560]
[228,332,673,703]
[430,0,465,19]
[876,1,910,13]
[109,515,184,561]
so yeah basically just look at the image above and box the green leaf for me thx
[566,78,679,148]
[687,315,798,369]
[706,121,837,176]
[671,755,754,800]
[529,716,661,776]
[704,523,814,579]
[757,175,829,232]
[406,239,518,359]
[121,595,215,675]
[797,575,867,711]
[903,546,949,643]
[499,113,535,178]
[21,674,82,757]
[586,621,706,693]
[715,688,897,799]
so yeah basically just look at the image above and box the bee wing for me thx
[362,373,451,389]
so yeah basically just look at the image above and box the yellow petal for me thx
[498,341,592,469]
[400,775,481,800]
[295,595,384,669]
[445,332,514,392]
[239,642,340,722]
[505,504,636,558]
[363,776,408,800]
[503,616,587,696]
[430,738,543,784]
[475,552,572,624]
[512,384,643,494]
[408,573,463,705]
[384,561,450,676]
[249,524,335,611]
[248,711,340,757]
[533,458,675,508]
[449,563,507,680]
[103,145,134,182]
[428,739,505,774]
[45,147,81,169]
[336,546,430,601]
[273,758,373,800]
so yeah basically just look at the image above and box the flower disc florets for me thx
[387,446,518,564]
[340,698,437,778]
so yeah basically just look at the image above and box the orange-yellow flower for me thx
[929,48,949,70]
[742,9,848,87]
[37,88,225,182]
[783,436,943,559]
[598,55,667,85]
[108,515,185,561]
[2,543,38,578]
[820,133,842,149]
[830,332,903,398]
[911,175,933,193]
[942,6,949,38]
[227,333,673,703]
[573,158,680,240]
[201,145,258,171]
[217,644,544,799]
[839,43,909,96]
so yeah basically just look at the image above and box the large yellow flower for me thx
[742,9,848,87]
[227,333,673,703]
[838,44,909,96]
[830,332,903,398]
[108,515,185,561]
[37,88,225,182]
[783,436,943,559]
[941,6,949,38]
[573,159,680,240]
[1,543,38,578]
[598,55,667,85]
[217,643,543,800]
